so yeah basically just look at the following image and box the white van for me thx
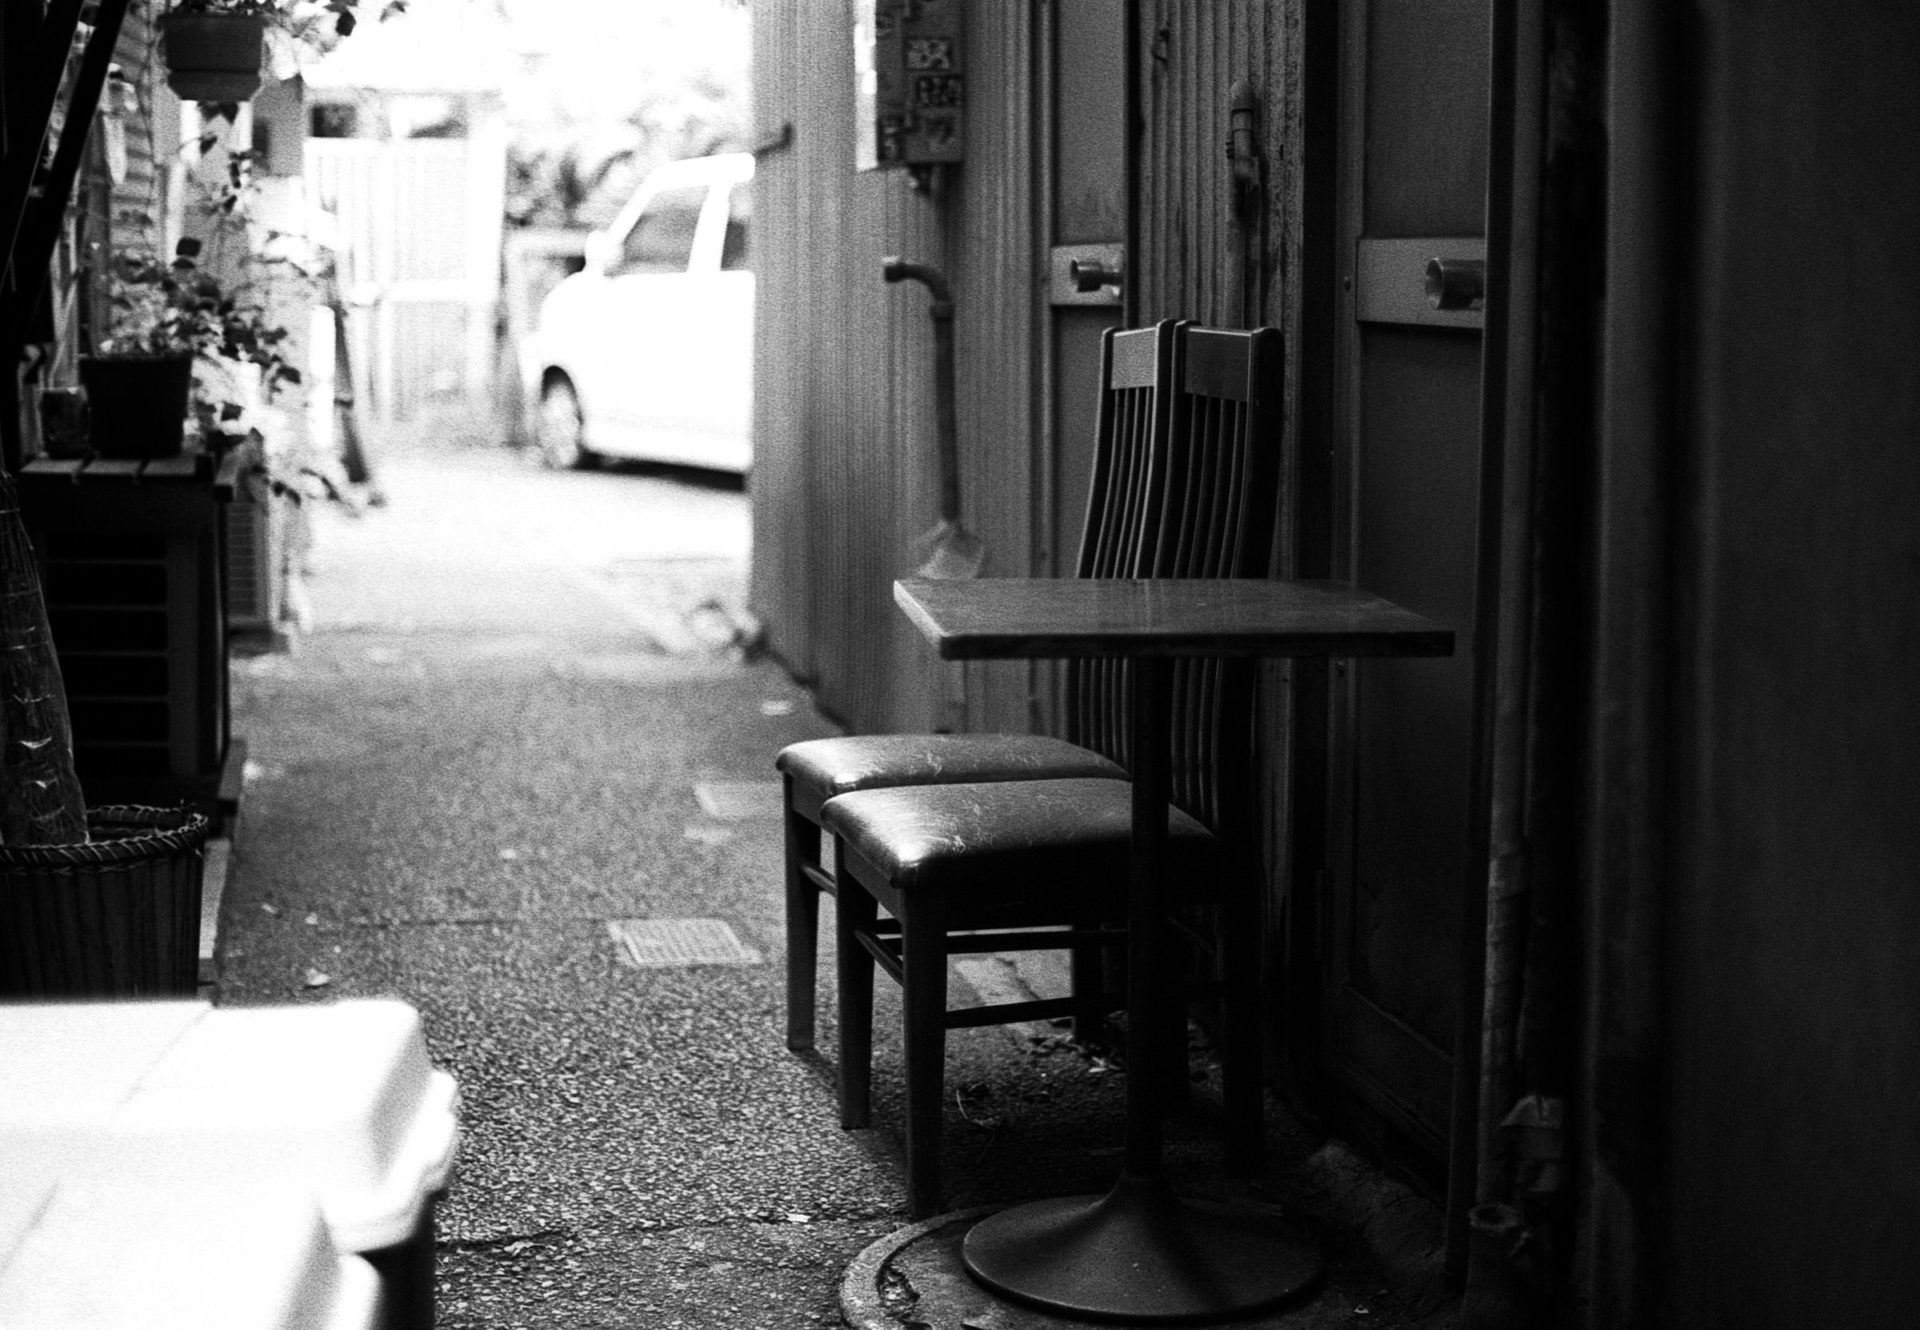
[522,152,753,472]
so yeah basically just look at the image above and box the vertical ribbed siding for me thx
[1132,1,1304,1063]
[750,1,1039,736]
[56,4,170,372]
[749,2,806,686]
[749,3,1295,732]
[948,2,1039,736]
[749,0,918,732]
[111,12,165,256]
[1134,1,1288,330]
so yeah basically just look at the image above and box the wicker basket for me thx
[0,805,211,998]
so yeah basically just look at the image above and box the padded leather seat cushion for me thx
[777,734,1123,799]
[820,777,1220,891]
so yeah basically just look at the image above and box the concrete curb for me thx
[196,832,234,996]
[839,1205,998,1330]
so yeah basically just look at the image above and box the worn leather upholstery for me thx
[821,776,1218,891]
[777,734,1124,802]
[779,737,1121,1060]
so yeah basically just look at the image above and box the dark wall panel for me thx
[1669,4,1920,1323]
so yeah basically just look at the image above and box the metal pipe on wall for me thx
[1457,0,1543,1317]
[1452,0,1525,1293]
[1463,0,1607,1322]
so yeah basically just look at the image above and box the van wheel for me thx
[536,378,595,470]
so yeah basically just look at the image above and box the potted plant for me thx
[79,246,200,458]
[158,1,408,103]
[80,233,299,459]
[0,235,284,995]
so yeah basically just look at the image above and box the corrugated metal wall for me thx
[749,2,1298,747]
[60,7,176,374]
[1132,2,1292,332]
[1129,2,1306,583]
[751,2,1040,736]
[946,6,1042,737]
[109,14,171,259]
[1129,2,1310,1054]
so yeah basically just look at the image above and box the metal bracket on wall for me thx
[1227,80,1264,226]
[1049,243,1124,307]
[749,122,794,158]
[1354,236,1487,329]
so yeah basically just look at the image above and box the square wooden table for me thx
[893,577,1454,1323]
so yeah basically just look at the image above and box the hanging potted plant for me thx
[158,4,270,102]
[157,1,408,103]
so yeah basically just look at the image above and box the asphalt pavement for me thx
[215,425,1453,1328]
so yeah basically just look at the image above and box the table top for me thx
[894,577,1454,661]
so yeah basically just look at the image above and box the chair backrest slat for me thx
[1060,323,1285,837]
[1065,321,1182,767]
[1052,324,1274,829]
[1166,327,1283,836]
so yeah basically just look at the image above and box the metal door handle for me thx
[1069,255,1123,294]
[1051,245,1124,306]
[1425,257,1485,311]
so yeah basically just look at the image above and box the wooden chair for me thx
[822,324,1285,1218]
[775,321,1183,1055]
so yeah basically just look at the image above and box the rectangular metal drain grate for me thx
[608,918,763,968]
[693,781,784,820]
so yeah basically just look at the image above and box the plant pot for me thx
[0,805,211,998]
[159,13,267,103]
[36,385,91,458]
[79,354,194,458]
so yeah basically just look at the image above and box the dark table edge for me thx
[892,579,1455,662]
[923,630,1456,661]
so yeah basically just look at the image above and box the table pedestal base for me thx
[960,1173,1321,1324]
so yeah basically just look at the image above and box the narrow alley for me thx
[217,427,908,1325]
[5,0,1917,1324]
[210,427,1445,1328]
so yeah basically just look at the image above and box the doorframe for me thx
[1294,0,1516,1281]
[1318,0,1471,1193]
[1027,0,1139,734]
[1287,0,1677,1309]
[1279,0,1342,1114]
[1031,0,1059,604]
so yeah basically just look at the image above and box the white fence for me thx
[306,137,504,424]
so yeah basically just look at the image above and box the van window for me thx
[615,184,707,274]
[720,183,751,272]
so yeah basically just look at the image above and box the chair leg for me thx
[836,861,878,1130]
[901,902,949,1220]
[1222,890,1265,1170]
[784,799,822,1053]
